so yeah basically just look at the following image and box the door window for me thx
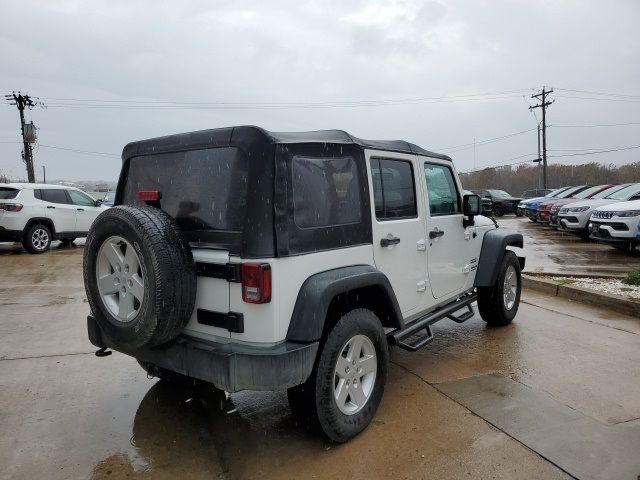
[68,190,96,206]
[370,158,417,220]
[424,163,461,216]
[41,189,71,204]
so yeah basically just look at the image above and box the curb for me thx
[523,275,640,318]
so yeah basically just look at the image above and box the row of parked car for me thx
[516,184,640,253]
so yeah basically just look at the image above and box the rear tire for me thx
[477,251,521,327]
[23,223,51,254]
[287,309,388,443]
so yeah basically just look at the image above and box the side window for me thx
[34,189,42,200]
[370,158,417,220]
[41,189,71,204]
[292,155,361,228]
[424,163,461,216]
[68,190,96,206]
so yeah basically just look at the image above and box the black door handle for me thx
[429,229,445,239]
[46,206,56,209]
[77,208,85,211]
[380,235,401,247]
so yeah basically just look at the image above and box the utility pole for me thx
[4,92,45,183]
[529,87,554,188]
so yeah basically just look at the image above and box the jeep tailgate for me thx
[182,248,231,340]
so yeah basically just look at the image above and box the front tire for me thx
[477,251,521,326]
[23,223,52,254]
[287,309,388,443]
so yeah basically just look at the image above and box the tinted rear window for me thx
[292,155,361,228]
[0,187,19,199]
[122,147,248,232]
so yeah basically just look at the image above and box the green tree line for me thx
[460,161,640,196]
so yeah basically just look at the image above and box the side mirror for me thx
[463,194,481,216]
[95,199,103,207]
[463,194,480,227]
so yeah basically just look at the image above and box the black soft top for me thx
[122,125,451,161]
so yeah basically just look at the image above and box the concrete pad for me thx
[392,293,640,426]
[436,373,640,480]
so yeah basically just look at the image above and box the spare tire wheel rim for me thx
[333,334,377,415]
[96,235,145,322]
[503,264,518,311]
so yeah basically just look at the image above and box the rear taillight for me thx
[241,263,271,304]
[137,190,162,202]
[0,203,23,212]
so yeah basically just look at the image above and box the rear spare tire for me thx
[83,205,197,350]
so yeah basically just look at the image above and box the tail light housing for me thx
[0,203,23,212]
[137,190,162,206]
[241,263,271,304]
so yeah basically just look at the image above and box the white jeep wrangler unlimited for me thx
[83,126,524,442]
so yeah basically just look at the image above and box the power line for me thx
[550,121,640,128]
[38,144,120,158]
[554,87,640,99]
[0,141,119,158]
[440,127,537,153]
[549,144,640,158]
[554,95,640,103]
[41,89,530,107]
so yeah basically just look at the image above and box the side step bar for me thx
[389,293,478,352]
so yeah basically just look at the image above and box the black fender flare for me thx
[286,265,403,343]
[474,229,525,287]
[23,217,56,237]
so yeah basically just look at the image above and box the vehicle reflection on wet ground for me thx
[499,216,640,276]
[1,236,640,479]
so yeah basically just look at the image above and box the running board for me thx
[389,293,477,352]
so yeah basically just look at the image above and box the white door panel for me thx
[366,151,428,316]
[76,206,104,232]
[422,161,469,299]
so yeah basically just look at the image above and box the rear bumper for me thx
[0,227,23,242]
[87,315,318,392]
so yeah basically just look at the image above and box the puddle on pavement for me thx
[88,381,325,480]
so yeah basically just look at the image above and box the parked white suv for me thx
[83,126,524,442]
[557,183,640,238]
[0,183,108,253]
[589,199,640,253]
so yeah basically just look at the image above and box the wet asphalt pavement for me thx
[500,216,640,276]
[1,226,639,480]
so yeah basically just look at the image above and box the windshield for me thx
[486,189,512,198]
[549,187,570,197]
[104,191,115,202]
[592,185,626,199]
[574,186,602,199]
[606,183,640,200]
[555,187,578,198]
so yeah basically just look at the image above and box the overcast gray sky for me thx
[1,0,639,182]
